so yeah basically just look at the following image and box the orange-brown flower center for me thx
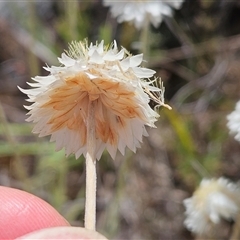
[41,72,146,146]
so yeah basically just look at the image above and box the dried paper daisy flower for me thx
[227,100,240,141]
[103,0,184,29]
[183,178,240,235]
[19,40,169,160]
[19,39,170,231]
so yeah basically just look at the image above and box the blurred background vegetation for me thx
[0,0,240,239]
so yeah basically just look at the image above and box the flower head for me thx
[227,100,240,141]
[103,0,184,29]
[20,40,169,160]
[183,178,240,235]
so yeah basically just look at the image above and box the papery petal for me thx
[132,67,156,78]
[89,50,104,64]
[58,53,76,67]
[103,49,125,61]
[129,54,143,67]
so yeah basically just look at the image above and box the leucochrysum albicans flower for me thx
[183,178,240,235]
[103,0,184,29]
[20,40,169,160]
[227,100,240,142]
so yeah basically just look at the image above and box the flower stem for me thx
[85,100,97,230]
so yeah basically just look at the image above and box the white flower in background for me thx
[227,100,240,141]
[19,40,169,160]
[183,178,240,235]
[103,0,184,29]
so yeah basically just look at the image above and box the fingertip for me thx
[16,226,108,240]
[0,186,69,239]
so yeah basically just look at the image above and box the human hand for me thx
[0,186,107,239]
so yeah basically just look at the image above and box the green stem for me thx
[65,0,78,40]
[27,1,39,77]
[0,102,30,191]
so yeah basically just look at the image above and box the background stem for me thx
[230,213,240,240]
[65,0,78,40]
[140,17,150,66]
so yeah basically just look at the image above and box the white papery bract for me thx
[103,0,184,29]
[20,40,168,160]
[227,100,240,141]
[183,178,240,235]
